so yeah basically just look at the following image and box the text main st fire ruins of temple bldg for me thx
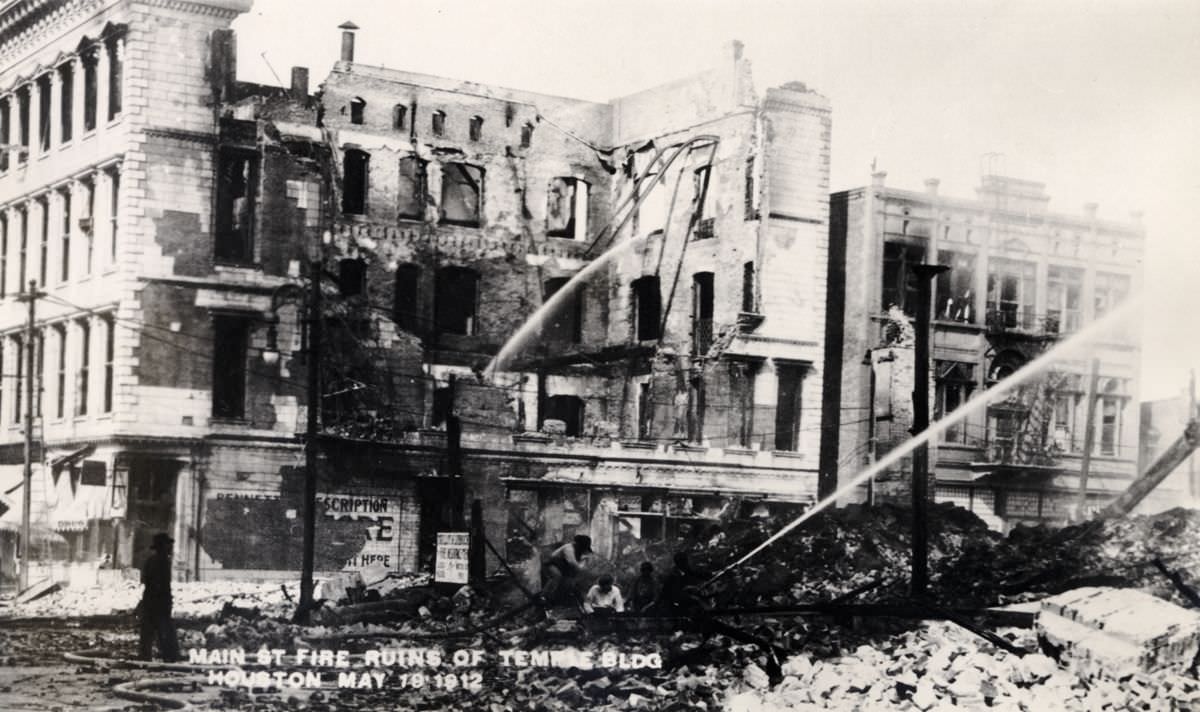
[0,0,1158,589]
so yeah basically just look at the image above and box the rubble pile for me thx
[607,502,996,608]
[725,620,1200,711]
[8,580,297,619]
[940,507,1200,606]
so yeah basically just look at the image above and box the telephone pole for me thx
[17,280,43,592]
[1077,358,1101,515]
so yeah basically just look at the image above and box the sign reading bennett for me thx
[435,532,470,584]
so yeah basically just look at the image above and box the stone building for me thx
[0,0,833,586]
[821,173,1145,529]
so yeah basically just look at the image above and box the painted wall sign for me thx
[435,532,470,584]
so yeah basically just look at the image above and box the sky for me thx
[231,0,1200,402]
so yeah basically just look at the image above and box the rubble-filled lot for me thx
[2,505,1199,710]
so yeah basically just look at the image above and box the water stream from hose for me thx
[704,294,1143,587]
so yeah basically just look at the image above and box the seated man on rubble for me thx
[583,574,625,617]
[539,534,592,606]
[659,552,709,615]
[629,561,659,612]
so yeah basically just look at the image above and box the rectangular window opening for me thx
[59,63,73,142]
[440,162,483,227]
[434,267,479,336]
[212,315,249,418]
[215,148,259,262]
[692,272,714,355]
[397,155,426,221]
[775,365,805,451]
[546,177,588,239]
[341,149,369,216]
[632,276,661,342]
[75,319,90,416]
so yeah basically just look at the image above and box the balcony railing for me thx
[985,308,1062,338]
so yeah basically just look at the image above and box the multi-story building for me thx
[0,1,833,587]
[821,172,1144,529]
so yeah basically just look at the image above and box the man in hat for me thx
[540,534,592,606]
[138,533,180,662]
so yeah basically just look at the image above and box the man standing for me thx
[540,534,592,606]
[138,533,180,662]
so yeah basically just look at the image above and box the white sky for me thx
[232,0,1200,402]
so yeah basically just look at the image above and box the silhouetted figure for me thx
[630,561,658,612]
[540,534,592,606]
[138,533,180,662]
[659,552,708,614]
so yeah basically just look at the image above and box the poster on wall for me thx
[434,532,470,584]
[316,493,405,573]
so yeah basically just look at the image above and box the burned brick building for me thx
[821,173,1146,530]
[0,0,834,588]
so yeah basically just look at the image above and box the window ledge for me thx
[58,141,72,151]
[513,432,553,445]
[770,450,805,459]
[211,417,251,426]
[619,440,657,450]
[213,261,263,272]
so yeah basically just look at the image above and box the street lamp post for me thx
[262,259,322,624]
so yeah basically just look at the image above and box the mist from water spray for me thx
[704,293,1144,587]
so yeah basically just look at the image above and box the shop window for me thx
[440,162,483,227]
[341,149,369,216]
[349,97,365,125]
[881,241,925,315]
[935,250,976,323]
[631,276,661,341]
[546,177,588,239]
[212,315,249,418]
[935,361,975,444]
[392,104,407,131]
[469,115,483,141]
[59,63,73,142]
[397,154,426,221]
[692,272,713,355]
[215,148,258,262]
[431,110,445,137]
[543,395,585,436]
[775,364,805,451]
[543,277,583,343]
[393,263,421,332]
[434,266,479,335]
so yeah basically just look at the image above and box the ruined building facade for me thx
[821,173,1147,529]
[0,0,833,586]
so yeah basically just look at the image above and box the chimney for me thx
[1083,202,1098,220]
[871,170,887,189]
[924,178,940,197]
[290,67,309,100]
[339,21,359,63]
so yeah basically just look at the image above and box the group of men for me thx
[540,534,708,616]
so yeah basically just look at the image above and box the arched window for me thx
[349,97,365,125]
[435,266,479,335]
[392,103,407,131]
[431,110,446,136]
[469,115,483,141]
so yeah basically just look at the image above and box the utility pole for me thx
[909,264,947,600]
[17,280,42,592]
[295,258,322,624]
[1077,358,1101,515]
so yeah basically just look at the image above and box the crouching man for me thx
[583,574,624,617]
